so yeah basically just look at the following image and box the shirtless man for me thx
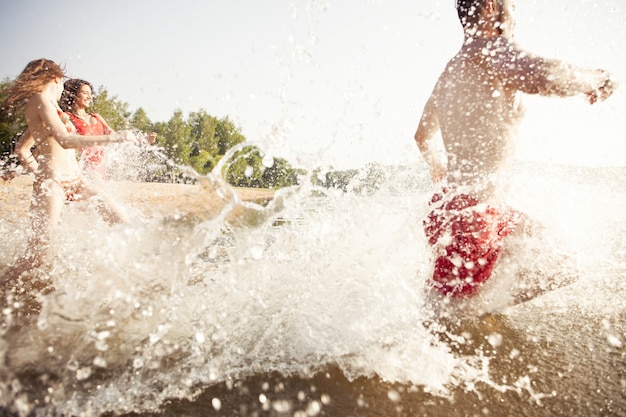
[1,59,136,292]
[414,0,616,299]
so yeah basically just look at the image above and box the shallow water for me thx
[0,160,625,416]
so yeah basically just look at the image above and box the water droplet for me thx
[212,398,221,411]
[76,366,92,381]
[272,399,292,413]
[487,332,503,347]
[306,400,322,416]
[387,389,401,402]
[607,334,622,347]
[262,153,275,168]
[93,356,107,368]
[250,246,264,260]
[132,358,144,369]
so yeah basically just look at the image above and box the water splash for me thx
[0,152,625,415]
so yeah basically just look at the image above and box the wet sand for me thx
[112,312,626,417]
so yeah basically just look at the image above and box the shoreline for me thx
[0,175,274,218]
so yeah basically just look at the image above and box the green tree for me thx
[91,86,131,130]
[348,162,386,195]
[159,110,193,166]
[188,110,220,173]
[0,78,27,158]
[215,116,245,155]
[263,156,304,188]
[152,110,247,177]
[225,146,302,189]
[189,110,218,154]
[0,119,17,158]
[129,107,153,133]
[310,166,358,192]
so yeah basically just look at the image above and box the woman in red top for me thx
[60,79,112,178]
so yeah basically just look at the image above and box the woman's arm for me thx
[95,113,158,144]
[15,128,39,173]
[29,94,134,148]
[94,113,114,134]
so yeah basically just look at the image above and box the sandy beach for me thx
[0,175,274,219]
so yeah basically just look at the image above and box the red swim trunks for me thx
[424,189,521,298]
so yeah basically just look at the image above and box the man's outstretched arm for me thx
[493,41,617,102]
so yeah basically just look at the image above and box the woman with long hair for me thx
[1,59,135,300]
[59,78,156,179]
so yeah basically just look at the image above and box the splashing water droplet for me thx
[212,398,221,411]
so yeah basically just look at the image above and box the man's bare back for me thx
[427,36,525,194]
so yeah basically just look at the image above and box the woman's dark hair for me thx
[60,78,95,112]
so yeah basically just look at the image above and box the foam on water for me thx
[0,149,625,415]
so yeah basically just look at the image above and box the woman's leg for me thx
[78,180,127,225]
[1,179,65,314]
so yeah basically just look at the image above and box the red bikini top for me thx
[67,113,109,136]
[57,109,76,133]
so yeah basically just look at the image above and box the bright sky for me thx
[1,0,625,169]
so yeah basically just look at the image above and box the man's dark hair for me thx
[456,0,486,28]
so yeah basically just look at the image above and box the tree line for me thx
[0,79,304,189]
[0,78,398,194]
